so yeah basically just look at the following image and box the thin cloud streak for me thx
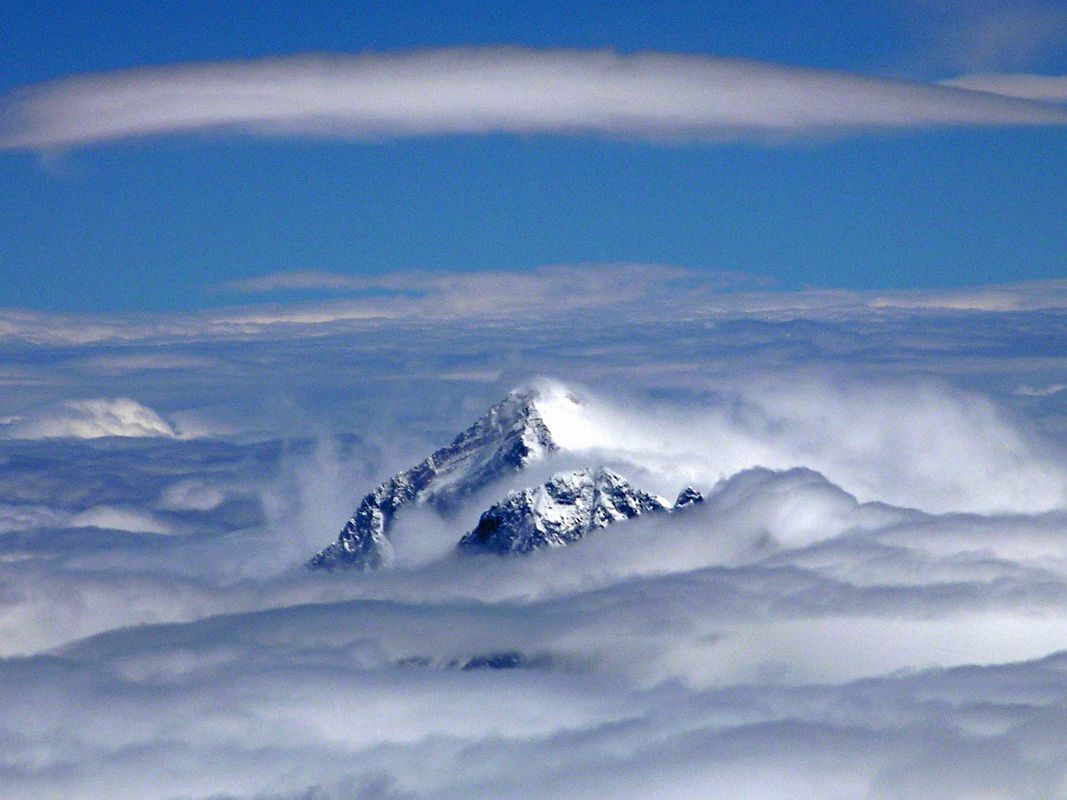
[211,269,383,293]
[5,265,1067,346]
[939,73,1067,102]
[3,49,1067,151]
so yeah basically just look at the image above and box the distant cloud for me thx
[0,397,180,439]
[211,263,763,311]
[70,505,174,534]
[78,353,220,372]
[868,279,1067,312]
[1015,383,1067,397]
[2,49,1067,152]
[939,73,1067,102]
[939,2,1067,71]
[4,266,1067,346]
[905,0,1067,73]
[215,268,1067,318]
[212,270,379,293]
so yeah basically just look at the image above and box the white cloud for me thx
[70,505,174,534]
[0,397,179,439]
[2,49,1067,152]
[1015,383,1066,397]
[3,267,1067,348]
[3,537,1067,799]
[528,375,1067,514]
[159,479,227,512]
[940,72,1067,102]
[0,288,1066,796]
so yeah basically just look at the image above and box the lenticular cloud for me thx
[3,48,1067,151]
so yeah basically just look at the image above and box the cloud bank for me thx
[1,269,1067,796]
[3,49,1067,151]
[3,447,1067,797]
[4,265,1067,347]
[0,397,180,439]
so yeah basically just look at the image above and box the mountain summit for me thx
[309,388,559,570]
[457,467,687,555]
[309,384,701,570]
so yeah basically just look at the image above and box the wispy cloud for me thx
[868,279,1067,311]
[1015,383,1067,397]
[210,263,764,309]
[210,270,382,293]
[2,49,1067,152]
[903,0,1067,73]
[936,1,1067,71]
[0,397,182,440]
[209,266,1067,321]
[939,73,1067,102]
[3,265,1067,346]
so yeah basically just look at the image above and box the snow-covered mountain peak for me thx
[457,466,676,555]
[309,383,703,570]
[309,386,559,570]
[448,387,557,475]
[673,486,704,509]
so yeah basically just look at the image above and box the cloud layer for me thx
[3,447,1067,797]
[4,265,1067,347]
[1,274,1067,796]
[3,48,1067,151]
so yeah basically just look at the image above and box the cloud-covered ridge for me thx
[3,48,1067,151]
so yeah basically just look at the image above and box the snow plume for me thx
[530,375,1067,515]
[3,48,1067,152]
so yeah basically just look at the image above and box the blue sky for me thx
[1,0,1066,311]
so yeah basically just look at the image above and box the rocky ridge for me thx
[457,466,701,555]
[309,386,701,569]
[309,389,555,569]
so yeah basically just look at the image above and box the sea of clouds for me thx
[1,274,1066,798]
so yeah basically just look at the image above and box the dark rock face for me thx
[309,390,556,570]
[460,652,529,671]
[397,651,551,671]
[674,486,704,509]
[457,467,671,555]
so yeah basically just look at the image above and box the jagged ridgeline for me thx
[458,467,701,555]
[308,386,701,570]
